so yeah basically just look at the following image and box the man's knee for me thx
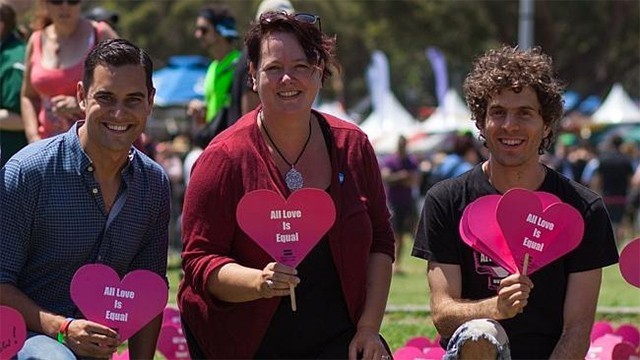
[459,337,498,359]
[444,319,511,360]
[17,332,76,360]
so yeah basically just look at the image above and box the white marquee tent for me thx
[358,50,419,154]
[420,89,476,134]
[591,83,640,124]
[314,101,356,124]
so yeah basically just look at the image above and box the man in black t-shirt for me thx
[412,46,618,359]
[590,135,634,242]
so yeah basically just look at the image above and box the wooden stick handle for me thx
[289,284,297,312]
[522,253,530,276]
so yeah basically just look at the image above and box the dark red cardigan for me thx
[178,108,394,358]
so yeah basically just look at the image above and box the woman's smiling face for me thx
[250,31,323,117]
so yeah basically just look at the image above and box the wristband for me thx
[57,317,74,344]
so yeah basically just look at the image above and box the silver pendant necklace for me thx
[260,111,312,191]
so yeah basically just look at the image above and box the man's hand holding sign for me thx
[461,188,585,316]
[236,188,336,311]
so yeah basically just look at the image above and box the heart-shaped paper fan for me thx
[463,195,517,273]
[70,264,168,341]
[236,188,336,267]
[461,191,569,275]
[496,188,584,275]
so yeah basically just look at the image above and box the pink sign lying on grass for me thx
[70,264,168,341]
[236,188,336,267]
[586,334,639,360]
[461,189,584,275]
[619,238,640,288]
[0,305,26,360]
[162,306,181,327]
[158,323,190,360]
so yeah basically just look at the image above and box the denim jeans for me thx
[444,319,511,360]
[16,332,77,360]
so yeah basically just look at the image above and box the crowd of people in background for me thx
[4,0,638,252]
[0,0,634,358]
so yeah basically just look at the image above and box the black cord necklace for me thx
[260,111,312,191]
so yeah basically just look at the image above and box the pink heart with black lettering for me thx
[70,264,168,341]
[157,323,191,360]
[0,305,26,359]
[236,189,336,267]
[496,188,584,275]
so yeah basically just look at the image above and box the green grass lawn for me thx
[165,238,640,353]
[380,238,640,350]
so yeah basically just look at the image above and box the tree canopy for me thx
[17,0,640,116]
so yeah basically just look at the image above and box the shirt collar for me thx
[65,121,138,177]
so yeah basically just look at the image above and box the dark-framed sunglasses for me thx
[47,0,82,5]
[260,12,321,32]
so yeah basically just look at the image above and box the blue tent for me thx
[152,55,210,107]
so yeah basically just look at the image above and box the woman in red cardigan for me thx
[178,11,395,359]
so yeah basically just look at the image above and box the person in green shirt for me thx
[187,5,241,138]
[0,2,27,167]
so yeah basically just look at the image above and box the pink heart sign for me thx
[462,195,517,273]
[158,323,191,360]
[236,188,336,267]
[619,238,640,288]
[162,306,181,327]
[496,188,584,275]
[586,334,640,360]
[461,191,565,274]
[0,305,26,359]
[70,264,168,341]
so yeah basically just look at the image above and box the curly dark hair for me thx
[463,45,565,152]
[245,11,339,85]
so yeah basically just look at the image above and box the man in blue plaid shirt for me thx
[0,39,170,359]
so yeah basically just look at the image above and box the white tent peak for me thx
[591,83,640,124]
[314,101,356,124]
[421,88,476,134]
[358,91,418,154]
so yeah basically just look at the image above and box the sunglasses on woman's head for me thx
[260,12,321,32]
[47,0,82,5]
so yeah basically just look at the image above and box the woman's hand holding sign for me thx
[64,319,120,358]
[259,262,300,299]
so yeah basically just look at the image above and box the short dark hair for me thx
[83,38,154,95]
[0,2,17,37]
[198,5,238,40]
[463,45,565,152]
[245,11,338,85]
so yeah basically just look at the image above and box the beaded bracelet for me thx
[57,317,75,344]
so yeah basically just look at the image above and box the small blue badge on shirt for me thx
[338,172,345,184]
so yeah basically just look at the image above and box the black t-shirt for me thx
[596,150,634,197]
[254,236,354,359]
[412,164,619,359]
